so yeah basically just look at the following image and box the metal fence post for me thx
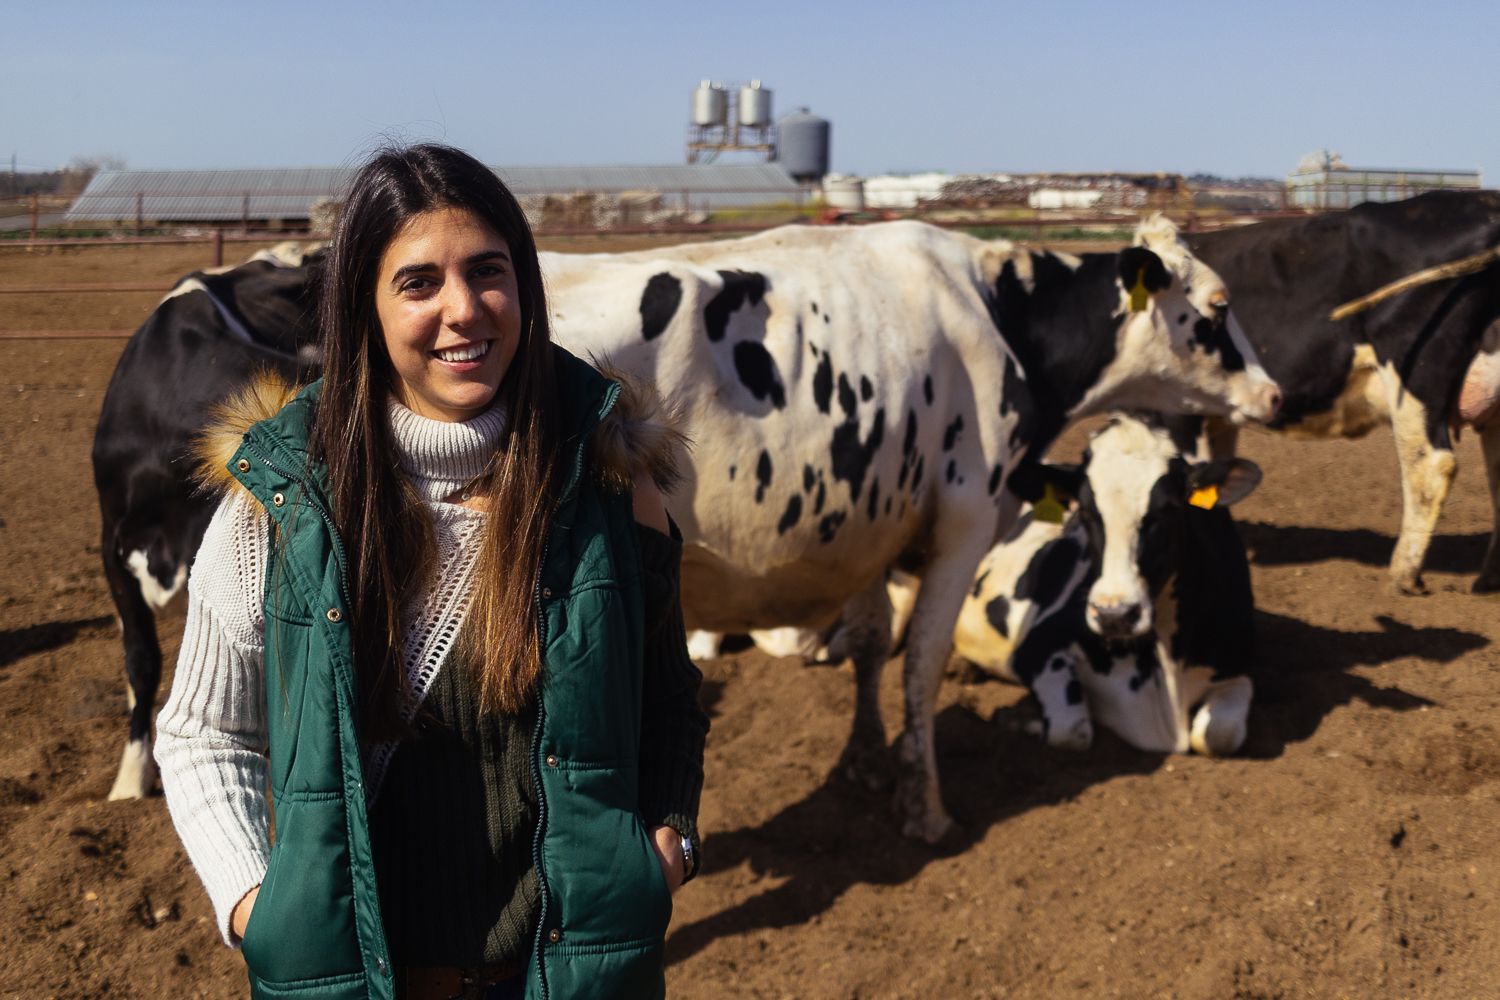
[212,228,224,267]
[135,192,144,236]
[242,194,250,235]
[29,194,38,241]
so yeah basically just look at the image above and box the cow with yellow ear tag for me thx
[953,412,1263,756]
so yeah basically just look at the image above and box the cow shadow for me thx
[1240,521,1490,576]
[1242,609,1486,756]
[666,700,1163,966]
[668,610,1485,964]
[0,616,114,669]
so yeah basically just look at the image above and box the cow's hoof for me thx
[1472,574,1500,595]
[900,808,956,845]
[1392,574,1429,596]
[106,739,156,801]
[1047,717,1094,752]
[839,742,893,791]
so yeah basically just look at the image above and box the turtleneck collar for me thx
[386,398,507,504]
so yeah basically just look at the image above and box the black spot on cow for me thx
[777,494,802,534]
[884,495,892,515]
[866,477,881,521]
[803,464,816,492]
[902,409,918,458]
[860,375,873,402]
[1065,680,1084,705]
[984,594,1011,637]
[818,510,847,543]
[988,464,1003,495]
[945,459,957,484]
[639,273,682,341]
[732,341,786,408]
[1193,317,1246,372]
[728,465,736,481]
[942,414,964,451]
[811,353,834,414]
[1015,536,1085,604]
[1117,246,1171,295]
[823,313,831,324]
[755,450,773,503]
[814,479,827,515]
[972,569,991,599]
[830,407,885,503]
[923,375,934,406]
[704,269,767,342]
[811,301,819,314]
[1177,312,1189,325]
[837,373,857,419]
[912,454,925,492]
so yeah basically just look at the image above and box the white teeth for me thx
[434,342,490,363]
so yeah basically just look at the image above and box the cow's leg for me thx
[1476,421,1500,593]
[1189,675,1254,757]
[685,630,723,661]
[1201,417,1240,460]
[101,532,162,800]
[1379,364,1457,594]
[831,576,895,790]
[894,512,989,843]
[1016,642,1093,751]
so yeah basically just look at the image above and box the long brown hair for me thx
[311,144,559,734]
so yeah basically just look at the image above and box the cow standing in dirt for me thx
[543,217,1279,840]
[1187,192,1500,594]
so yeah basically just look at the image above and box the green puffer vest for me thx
[227,350,671,1000]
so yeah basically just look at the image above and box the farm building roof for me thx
[66,163,804,221]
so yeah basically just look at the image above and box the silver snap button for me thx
[545,754,559,768]
[326,607,342,623]
[548,928,561,943]
[272,492,285,507]
[235,458,250,472]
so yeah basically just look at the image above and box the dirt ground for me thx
[3,240,1500,999]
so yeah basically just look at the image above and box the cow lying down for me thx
[953,414,1262,755]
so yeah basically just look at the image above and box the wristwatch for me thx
[677,829,700,884]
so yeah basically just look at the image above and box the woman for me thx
[155,143,708,1000]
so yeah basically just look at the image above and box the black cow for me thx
[93,245,321,799]
[952,413,1262,755]
[1187,192,1500,593]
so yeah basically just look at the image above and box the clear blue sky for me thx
[5,0,1497,179]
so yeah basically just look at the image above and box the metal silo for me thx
[738,80,773,128]
[692,81,728,127]
[777,108,830,183]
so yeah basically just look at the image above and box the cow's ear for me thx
[1117,247,1172,298]
[1186,458,1262,508]
[1007,461,1084,506]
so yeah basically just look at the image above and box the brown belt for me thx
[402,961,524,1000]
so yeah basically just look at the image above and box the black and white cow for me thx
[1187,192,1500,594]
[952,414,1261,756]
[544,217,1280,840]
[92,245,321,799]
[95,220,1278,844]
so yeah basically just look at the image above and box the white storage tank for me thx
[777,108,831,183]
[692,81,728,127]
[738,80,773,127]
[822,174,865,212]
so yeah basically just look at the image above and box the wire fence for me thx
[0,195,1317,342]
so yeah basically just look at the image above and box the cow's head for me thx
[1102,216,1281,425]
[1010,415,1261,642]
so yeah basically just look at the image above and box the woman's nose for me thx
[442,281,481,327]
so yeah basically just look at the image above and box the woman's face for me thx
[374,205,522,422]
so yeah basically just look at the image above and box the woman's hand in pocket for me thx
[649,826,684,894]
[231,884,260,942]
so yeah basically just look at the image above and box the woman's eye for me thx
[399,276,434,293]
[473,264,507,280]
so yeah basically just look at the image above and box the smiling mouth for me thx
[432,341,491,363]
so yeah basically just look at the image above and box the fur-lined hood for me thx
[194,363,687,499]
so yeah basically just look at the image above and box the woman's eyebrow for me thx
[390,249,511,285]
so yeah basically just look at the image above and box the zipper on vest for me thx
[240,440,352,604]
[529,527,553,1000]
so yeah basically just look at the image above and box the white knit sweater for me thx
[154,400,505,946]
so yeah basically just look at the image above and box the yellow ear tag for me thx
[1033,482,1066,524]
[1188,485,1219,510]
[1129,267,1151,313]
